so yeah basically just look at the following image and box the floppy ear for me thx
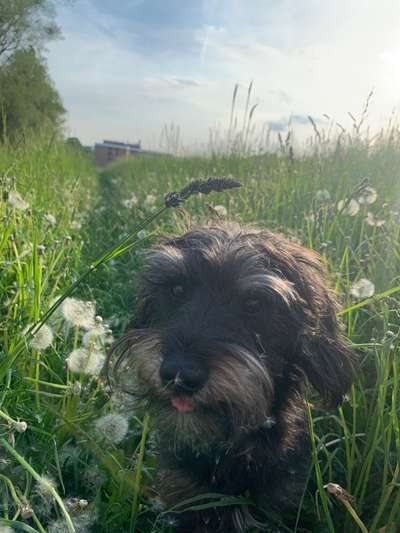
[257,232,357,408]
[292,247,357,407]
[297,305,357,408]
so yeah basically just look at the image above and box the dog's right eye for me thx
[171,284,185,298]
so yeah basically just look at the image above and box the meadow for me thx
[0,121,399,532]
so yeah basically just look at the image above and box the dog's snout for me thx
[160,356,208,394]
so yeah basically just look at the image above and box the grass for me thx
[0,121,399,532]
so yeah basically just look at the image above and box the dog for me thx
[110,222,356,532]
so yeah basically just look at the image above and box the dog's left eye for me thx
[243,298,262,314]
[171,284,185,298]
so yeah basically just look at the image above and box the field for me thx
[0,125,399,532]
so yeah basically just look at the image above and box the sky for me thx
[47,0,400,150]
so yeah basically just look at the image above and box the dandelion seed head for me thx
[71,220,82,230]
[213,205,228,217]
[315,189,331,202]
[350,278,375,300]
[66,348,105,376]
[33,475,57,516]
[44,213,56,225]
[47,519,78,533]
[25,323,54,351]
[365,212,385,227]
[37,474,57,495]
[110,391,137,416]
[82,321,113,348]
[94,413,129,444]
[338,198,360,216]
[61,298,96,329]
[122,193,138,209]
[59,444,81,465]
[358,186,377,205]
[305,212,315,223]
[143,193,157,211]
[8,190,29,210]
[82,463,107,491]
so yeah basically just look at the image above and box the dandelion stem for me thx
[0,438,76,533]
[130,413,150,533]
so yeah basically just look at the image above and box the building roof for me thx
[95,140,141,151]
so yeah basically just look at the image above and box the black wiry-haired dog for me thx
[111,223,356,532]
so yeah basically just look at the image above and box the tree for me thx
[0,0,60,63]
[0,47,65,142]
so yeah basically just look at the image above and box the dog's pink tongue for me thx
[171,396,194,413]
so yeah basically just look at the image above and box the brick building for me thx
[94,140,142,166]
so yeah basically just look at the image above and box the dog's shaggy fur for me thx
[110,223,356,532]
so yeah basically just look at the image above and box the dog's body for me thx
[112,223,356,532]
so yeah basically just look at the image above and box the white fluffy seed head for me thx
[44,213,57,225]
[358,186,377,205]
[8,190,29,210]
[213,204,228,217]
[315,189,331,202]
[94,413,129,444]
[82,322,113,348]
[143,194,156,211]
[25,323,54,351]
[122,193,138,209]
[365,212,385,227]
[350,278,375,300]
[66,348,105,376]
[338,198,360,216]
[61,298,96,330]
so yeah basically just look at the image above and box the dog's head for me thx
[110,223,356,447]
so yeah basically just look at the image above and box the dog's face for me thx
[112,224,355,448]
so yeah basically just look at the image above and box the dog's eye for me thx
[171,284,185,298]
[244,298,262,314]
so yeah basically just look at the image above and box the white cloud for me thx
[47,0,400,149]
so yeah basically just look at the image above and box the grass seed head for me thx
[164,177,242,207]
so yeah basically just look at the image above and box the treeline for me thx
[0,0,65,143]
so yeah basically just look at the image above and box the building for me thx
[94,140,142,166]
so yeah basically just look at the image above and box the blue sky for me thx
[47,0,400,149]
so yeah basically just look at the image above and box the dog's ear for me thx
[257,233,357,408]
[296,301,357,408]
[289,244,357,407]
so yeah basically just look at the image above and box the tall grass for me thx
[0,119,399,532]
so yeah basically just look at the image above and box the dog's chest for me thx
[176,433,280,494]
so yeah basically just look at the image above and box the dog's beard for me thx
[111,330,274,450]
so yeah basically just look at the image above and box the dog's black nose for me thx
[160,356,208,394]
